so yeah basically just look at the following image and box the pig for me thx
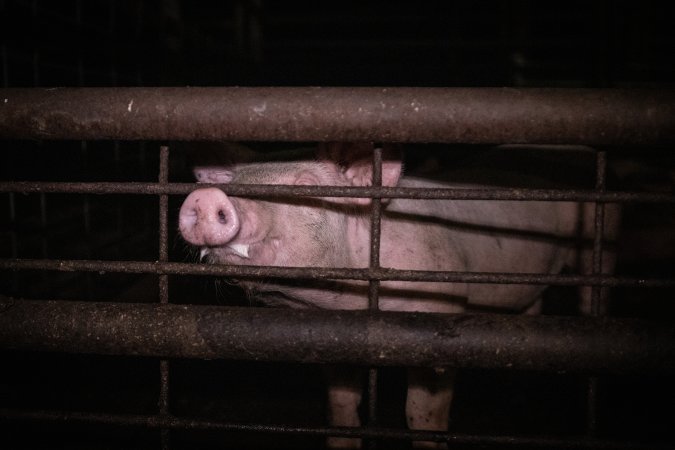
[178,142,620,449]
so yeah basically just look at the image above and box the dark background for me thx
[2,0,675,88]
[1,1,674,449]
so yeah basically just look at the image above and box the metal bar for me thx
[1,299,673,373]
[587,150,607,436]
[159,360,170,450]
[0,408,667,450]
[79,140,93,298]
[1,87,675,144]
[7,192,18,293]
[39,192,48,257]
[591,151,608,313]
[1,181,674,203]
[157,145,171,449]
[2,258,674,287]
[158,147,170,298]
[367,147,383,443]
[368,146,383,309]
[0,408,666,450]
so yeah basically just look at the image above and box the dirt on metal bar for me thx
[1,258,674,288]
[1,180,674,203]
[1,87,674,144]
[0,299,673,373]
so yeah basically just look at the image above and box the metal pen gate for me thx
[1,87,674,449]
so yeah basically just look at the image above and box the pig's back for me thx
[383,176,580,311]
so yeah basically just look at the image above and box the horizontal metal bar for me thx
[1,299,673,373]
[1,87,674,144]
[0,408,666,449]
[2,258,673,288]
[1,181,674,203]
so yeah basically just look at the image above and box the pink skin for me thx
[179,188,240,247]
[179,188,278,266]
[178,142,620,449]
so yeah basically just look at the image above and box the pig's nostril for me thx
[180,188,240,247]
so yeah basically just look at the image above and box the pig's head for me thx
[179,142,402,274]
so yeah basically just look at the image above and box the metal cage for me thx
[1,87,675,449]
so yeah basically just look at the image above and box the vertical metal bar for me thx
[73,4,92,298]
[159,146,170,275]
[139,141,150,230]
[39,192,48,258]
[587,150,607,436]
[368,146,383,308]
[1,29,15,293]
[367,146,383,448]
[80,143,93,301]
[80,149,90,234]
[113,141,123,260]
[591,151,607,313]
[158,146,170,450]
[8,191,18,293]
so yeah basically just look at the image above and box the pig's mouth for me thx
[200,244,249,261]
[201,243,253,261]
[226,243,251,259]
[199,235,278,266]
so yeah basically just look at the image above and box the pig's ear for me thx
[318,142,403,188]
[189,142,256,183]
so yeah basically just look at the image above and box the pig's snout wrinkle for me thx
[179,188,240,247]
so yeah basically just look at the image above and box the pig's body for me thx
[179,143,619,448]
[378,176,579,313]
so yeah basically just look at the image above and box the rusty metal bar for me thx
[1,181,673,203]
[2,258,674,287]
[6,191,18,293]
[0,408,668,450]
[0,408,667,449]
[368,146,383,309]
[367,147,383,439]
[587,150,608,436]
[158,147,170,281]
[159,361,170,450]
[591,150,608,314]
[1,299,673,373]
[157,145,171,450]
[1,87,675,144]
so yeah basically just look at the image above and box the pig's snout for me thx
[179,188,240,247]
